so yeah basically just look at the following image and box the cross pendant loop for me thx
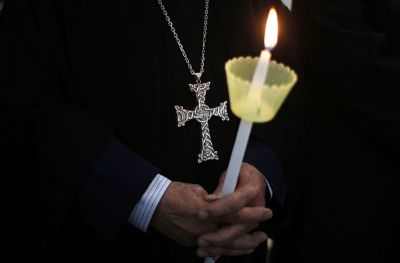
[194,73,202,83]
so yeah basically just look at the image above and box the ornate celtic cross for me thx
[175,82,229,163]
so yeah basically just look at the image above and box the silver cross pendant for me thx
[175,81,229,163]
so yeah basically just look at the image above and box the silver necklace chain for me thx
[158,0,229,163]
[157,0,209,83]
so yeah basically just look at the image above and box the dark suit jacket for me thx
[271,1,400,262]
[0,0,292,262]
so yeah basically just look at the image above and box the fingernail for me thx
[198,239,209,246]
[260,233,268,242]
[263,210,273,220]
[206,194,220,201]
[198,210,208,220]
[197,249,207,257]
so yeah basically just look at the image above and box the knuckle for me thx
[226,200,239,213]
[239,192,253,205]
[212,238,225,247]
[247,185,259,197]
[231,211,241,220]
[193,184,203,190]
[193,184,205,193]
[230,194,240,204]
[241,162,252,170]
[234,195,247,209]
[253,183,261,193]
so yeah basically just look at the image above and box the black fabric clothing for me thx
[81,137,160,240]
[271,1,400,262]
[0,0,292,262]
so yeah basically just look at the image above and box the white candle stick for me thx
[204,8,278,263]
[221,7,278,197]
[221,119,253,195]
[251,49,272,86]
[247,49,271,109]
[220,50,270,196]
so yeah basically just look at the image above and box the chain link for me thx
[157,0,209,82]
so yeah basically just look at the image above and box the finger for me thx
[204,193,221,202]
[224,231,267,250]
[208,164,256,200]
[198,223,257,247]
[213,172,226,194]
[197,247,254,258]
[220,207,273,224]
[198,185,257,220]
[203,173,226,203]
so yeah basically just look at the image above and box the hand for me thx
[151,181,218,247]
[196,162,271,258]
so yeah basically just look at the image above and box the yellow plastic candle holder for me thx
[225,57,298,122]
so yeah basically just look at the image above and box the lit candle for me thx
[247,8,278,109]
[220,8,278,196]
[205,8,284,263]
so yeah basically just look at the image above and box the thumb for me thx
[204,172,226,202]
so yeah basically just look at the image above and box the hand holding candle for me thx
[203,8,297,263]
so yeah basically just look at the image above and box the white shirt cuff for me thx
[128,174,171,232]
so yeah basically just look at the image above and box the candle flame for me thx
[264,8,278,49]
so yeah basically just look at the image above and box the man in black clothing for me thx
[0,0,290,262]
